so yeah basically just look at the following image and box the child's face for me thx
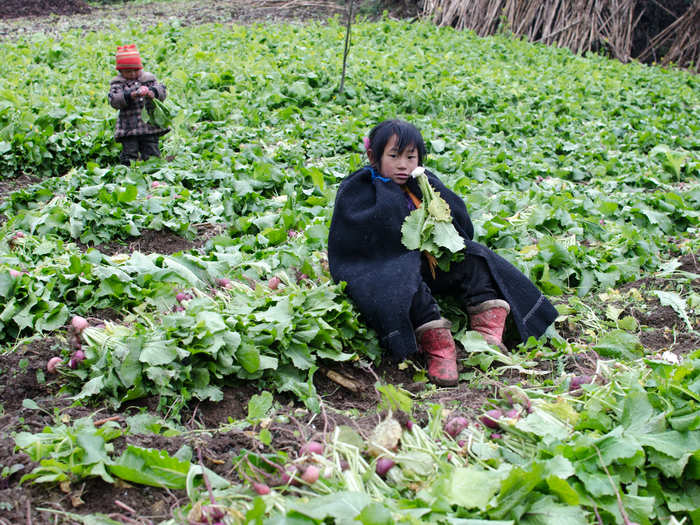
[120,68,141,80]
[378,134,419,185]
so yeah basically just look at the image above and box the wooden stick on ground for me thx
[320,366,362,393]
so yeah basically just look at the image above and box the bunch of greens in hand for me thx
[401,167,465,271]
[143,98,173,129]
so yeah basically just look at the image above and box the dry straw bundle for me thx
[421,0,699,72]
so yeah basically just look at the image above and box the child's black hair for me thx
[368,119,426,168]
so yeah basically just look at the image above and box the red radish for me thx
[300,441,323,456]
[151,181,162,189]
[297,273,308,282]
[281,465,300,486]
[339,460,350,471]
[406,420,414,431]
[287,230,299,238]
[71,315,88,334]
[176,292,188,302]
[569,375,593,391]
[458,440,466,447]
[491,433,503,439]
[174,305,185,312]
[69,350,85,369]
[268,276,281,290]
[47,357,63,374]
[252,482,270,495]
[216,278,232,289]
[479,409,503,429]
[501,386,531,411]
[9,269,21,278]
[505,408,520,419]
[13,231,25,238]
[375,458,395,478]
[445,416,469,438]
[301,465,319,484]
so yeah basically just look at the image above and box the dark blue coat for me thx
[328,166,558,361]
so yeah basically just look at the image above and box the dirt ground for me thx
[1,2,699,524]
[0,0,351,40]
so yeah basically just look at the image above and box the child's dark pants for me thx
[409,253,499,328]
[119,135,161,165]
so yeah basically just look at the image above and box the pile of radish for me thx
[46,315,89,374]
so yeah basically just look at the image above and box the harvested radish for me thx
[47,357,63,374]
[301,465,319,484]
[69,334,81,349]
[367,417,402,457]
[300,440,323,456]
[444,416,469,438]
[504,408,520,419]
[69,350,85,369]
[71,315,88,334]
[375,457,395,478]
[216,278,232,289]
[479,409,503,429]
[176,292,189,303]
[501,385,531,411]
[281,465,300,486]
[569,375,592,391]
[405,420,414,431]
[9,269,21,278]
[268,276,281,290]
[252,482,270,495]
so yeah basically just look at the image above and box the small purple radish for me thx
[480,409,503,429]
[444,416,469,438]
[375,457,395,478]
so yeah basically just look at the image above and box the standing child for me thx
[328,119,558,386]
[108,44,168,165]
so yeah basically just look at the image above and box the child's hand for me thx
[134,86,151,97]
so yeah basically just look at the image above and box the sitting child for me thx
[108,44,169,165]
[327,119,558,386]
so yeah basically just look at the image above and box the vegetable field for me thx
[0,3,699,524]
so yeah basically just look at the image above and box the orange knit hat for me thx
[115,44,143,70]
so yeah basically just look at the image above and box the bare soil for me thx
[0,0,349,40]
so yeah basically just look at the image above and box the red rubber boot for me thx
[415,318,458,387]
[467,299,510,351]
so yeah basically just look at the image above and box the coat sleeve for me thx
[108,77,130,109]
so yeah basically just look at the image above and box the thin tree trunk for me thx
[339,0,355,95]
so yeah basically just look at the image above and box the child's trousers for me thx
[409,252,499,329]
[119,135,161,165]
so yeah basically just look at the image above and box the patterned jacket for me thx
[108,70,168,140]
